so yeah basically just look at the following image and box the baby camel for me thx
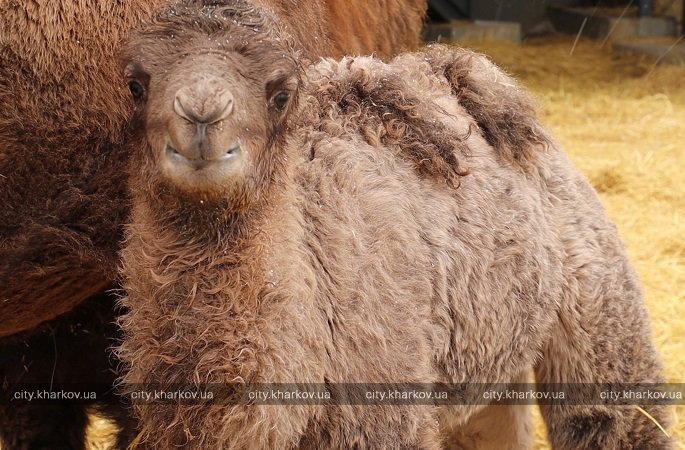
[119,1,673,448]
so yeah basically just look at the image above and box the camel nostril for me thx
[173,96,193,123]
[218,97,234,121]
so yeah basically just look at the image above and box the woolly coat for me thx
[119,40,672,448]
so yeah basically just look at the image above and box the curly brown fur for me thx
[413,45,551,169]
[118,3,672,449]
[0,0,427,338]
[304,44,553,183]
[303,58,469,187]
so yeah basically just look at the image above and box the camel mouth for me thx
[165,143,242,170]
[159,141,246,193]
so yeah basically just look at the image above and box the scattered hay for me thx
[590,166,629,194]
[459,36,685,449]
[636,405,672,439]
[85,410,121,450]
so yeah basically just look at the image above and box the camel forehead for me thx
[126,2,282,60]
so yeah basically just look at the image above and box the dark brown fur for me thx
[119,3,672,449]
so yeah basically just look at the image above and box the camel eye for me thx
[128,80,145,102]
[273,91,290,112]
